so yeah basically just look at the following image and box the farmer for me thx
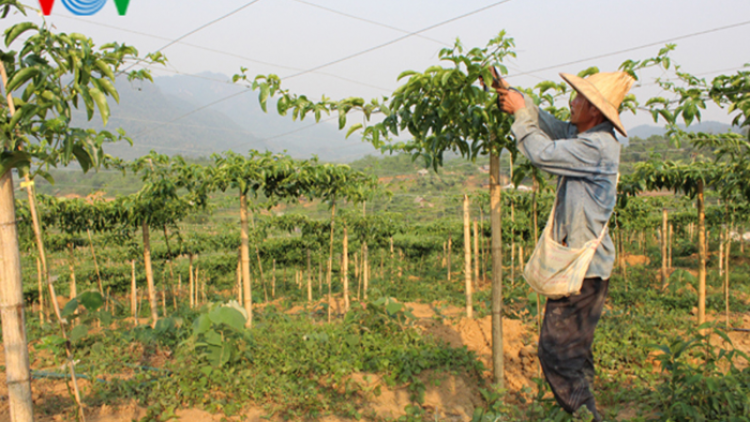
[491,70,634,421]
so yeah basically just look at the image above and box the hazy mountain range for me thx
[70,72,742,162]
[72,72,374,162]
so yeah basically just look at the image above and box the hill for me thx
[70,73,375,161]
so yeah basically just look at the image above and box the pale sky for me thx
[5,0,750,140]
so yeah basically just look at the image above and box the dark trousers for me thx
[538,277,609,419]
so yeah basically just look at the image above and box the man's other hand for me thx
[496,83,526,115]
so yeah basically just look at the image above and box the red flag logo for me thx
[39,0,55,15]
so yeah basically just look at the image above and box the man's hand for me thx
[483,67,525,114]
[497,86,526,114]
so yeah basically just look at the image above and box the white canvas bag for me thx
[523,177,613,299]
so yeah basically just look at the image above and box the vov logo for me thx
[39,0,131,16]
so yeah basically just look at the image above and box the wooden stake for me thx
[87,229,104,294]
[68,242,77,300]
[236,249,243,304]
[725,224,731,328]
[307,249,312,302]
[189,254,195,309]
[36,257,45,324]
[342,226,349,312]
[131,260,137,319]
[142,222,158,327]
[463,195,473,318]
[447,235,452,282]
[661,208,668,289]
[240,191,253,327]
[697,180,707,328]
[668,224,673,269]
[0,170,34,422]
[489,152,504,388]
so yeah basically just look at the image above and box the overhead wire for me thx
[119,0,264,73]
[128,0,519,139]
[131,5,748,146]
[506,19,750,78]
[18,2,749,153]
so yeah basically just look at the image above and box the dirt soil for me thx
[4,298,748,422]
[621,254,651,267]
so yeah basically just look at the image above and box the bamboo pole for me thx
[489,152,504,388]
[240,192,253,327]
[463,195,473,318]
[318,263,323,295]
[697,180,707,328]
[195,265,200,306]
[363,242,369,300]
[142,222,158,327]
[327,200,336,323]
[668,224,673,269]
[87,229,104,294]
[389,236,394,283]
[36,257,45,324]
[447,235,452,282]
[725,224,731,328]
[46,266,86,422]
[343,225,349,312]
[68,242,77,300]
[189,254,195,309]
[307,249,312,303]
[131,260,137,319]
[355,252,361,300]
[236,249,243,304]
[661,208,668,289]
[0,170,34,422]
[250,213,269,303]
[719,228,724,277]
[161,267,167,318]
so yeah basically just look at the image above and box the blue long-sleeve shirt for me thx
[511,95,620,279]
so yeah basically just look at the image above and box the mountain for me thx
[625,121,743,142]
[70,72,375,162]
[156,72,372,161]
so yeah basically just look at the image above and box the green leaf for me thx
[89,87,110,126]
[397,70,418,80]
[259,83,270,113]
[208,306,246,331]
[94,60,115,81]
[385,302,403,315]
[193,314,211,335]
[96,78,119,103]
[61,298,79,318]
[69,325,88,342]
[5,22,37,46]
[346,123,363,139]
[97,311,113,327]
[205,330,222,347]
[6,67,39,93]
[78,291,104,312]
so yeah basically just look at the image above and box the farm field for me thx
[3,148,750,421]
[3,1,750,421]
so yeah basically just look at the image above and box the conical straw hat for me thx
[559,72,635,137]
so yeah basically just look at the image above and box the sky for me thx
[4,0,750,139]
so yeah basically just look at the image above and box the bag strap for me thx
[595,172,621,241]
[547,173,620,242]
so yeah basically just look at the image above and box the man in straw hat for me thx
[491,70,634,421]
